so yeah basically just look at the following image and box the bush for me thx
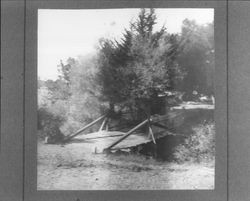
[38,107,65,143]
[174,122,215,163]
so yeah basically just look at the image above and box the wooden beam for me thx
[104,119,149,151]
[148,125,156,144]
[63,114,106,142]
[85,134,124,140]
[105,119,109,131]
[99,117,107,131]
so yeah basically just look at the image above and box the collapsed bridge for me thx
[60,103,214,154]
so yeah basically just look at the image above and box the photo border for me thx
[25,1,227,201]
[228,2,250,201]
[1,1,25,201]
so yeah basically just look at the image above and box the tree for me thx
[178,19,214,99]
[98,9,184,120]
[41,58,75,104]
[38,54,104,136]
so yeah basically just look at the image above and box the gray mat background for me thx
[1,0,249,201]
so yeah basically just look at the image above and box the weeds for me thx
[38,107,65,143]
[174,122,215,163]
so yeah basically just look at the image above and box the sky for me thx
[38,8,214,80]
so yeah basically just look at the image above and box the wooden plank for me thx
[104,119,149,151]
[110,134,150,150]
[84,132,124,140]
[110,132,170,150]
[172,102,214,110]
[64,114,106,142]
[71,130,170,152]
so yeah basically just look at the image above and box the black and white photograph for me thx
[37,8,215,190]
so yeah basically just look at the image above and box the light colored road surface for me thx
[37,136,214,190]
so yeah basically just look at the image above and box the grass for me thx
[174,122,215,163]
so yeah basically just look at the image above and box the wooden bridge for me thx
[61,102,214,153]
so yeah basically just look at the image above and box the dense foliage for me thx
[38,55,103,141]
[174,122,215,163]
[97,9,184,119]
[178,19,214,98]
[38,9,214,144]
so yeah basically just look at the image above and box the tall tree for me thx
[178,19,214,99]
[98,9,184,119]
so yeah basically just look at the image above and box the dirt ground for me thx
[37,137,214,190]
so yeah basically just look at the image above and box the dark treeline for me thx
[38,9,214,141]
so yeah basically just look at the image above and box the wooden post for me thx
[64,114,106,142]
[148,117,157,157]
[105,118,109,131]
[104,119,149,151]
[148,125,156,144]
[99,117,107,132]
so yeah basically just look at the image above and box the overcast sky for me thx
[38,8,214,80]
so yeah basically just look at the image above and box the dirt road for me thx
[37,139,214,190]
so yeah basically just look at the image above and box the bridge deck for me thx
[71,131,168,152]
[66,103,214,152]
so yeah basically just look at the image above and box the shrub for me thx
[38,107,65,143]
[174,122,215,163]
